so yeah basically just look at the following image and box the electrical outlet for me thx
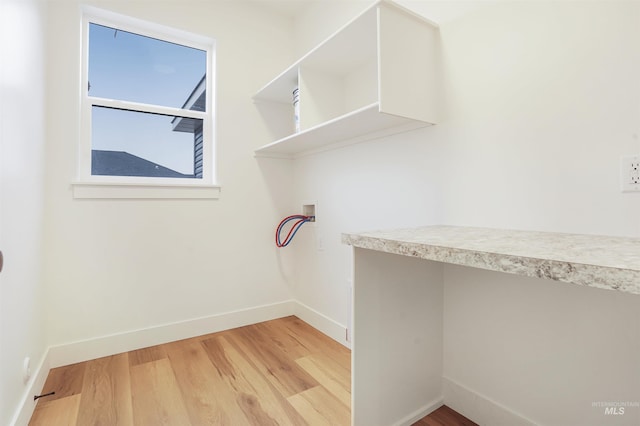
[620,156,640,192]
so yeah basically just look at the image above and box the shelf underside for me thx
[254,103,431,158]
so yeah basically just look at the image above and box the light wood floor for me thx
[29,316,476,426]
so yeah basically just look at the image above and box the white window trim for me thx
[74,6,219,199]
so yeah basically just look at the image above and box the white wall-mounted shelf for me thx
[253,0,439,158]
[254,102,430,158]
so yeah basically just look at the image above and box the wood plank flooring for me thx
[412,405,478,426]
[30,316,476,426]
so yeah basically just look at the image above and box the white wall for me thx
[438,4,640,423]
[42,0,297,353]
[435,0,640,233]
[290,0,640,423]
[292,0,373,57]
[0,0,48,424]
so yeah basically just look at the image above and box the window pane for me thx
[91,106,203,179]
[88,23,206,111]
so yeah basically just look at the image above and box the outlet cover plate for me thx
[620,155,640,192]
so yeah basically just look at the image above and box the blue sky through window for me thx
[88,23,206,175]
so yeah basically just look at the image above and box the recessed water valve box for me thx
[303,203,316,222]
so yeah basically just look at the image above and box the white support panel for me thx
[344,57,379,113]
[352,248,444,426]
[378,2,439,124]
[298,66,346,130]
[254,99,295,142]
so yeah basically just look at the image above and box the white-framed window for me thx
[74,7,218,199]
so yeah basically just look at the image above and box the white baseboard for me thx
[392,397,444,426]
[48,299,296,368]
[44,300,348,368]
[11,350,51,426]
[293,301,349,348]
[443,376,537,426]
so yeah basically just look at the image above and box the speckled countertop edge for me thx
[342,226,640,296]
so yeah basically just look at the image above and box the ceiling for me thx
[253,0,488,25]
[250,0,315,18]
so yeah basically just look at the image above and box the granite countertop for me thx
[342,225,640,295]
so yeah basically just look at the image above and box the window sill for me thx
[72,181,221,199]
